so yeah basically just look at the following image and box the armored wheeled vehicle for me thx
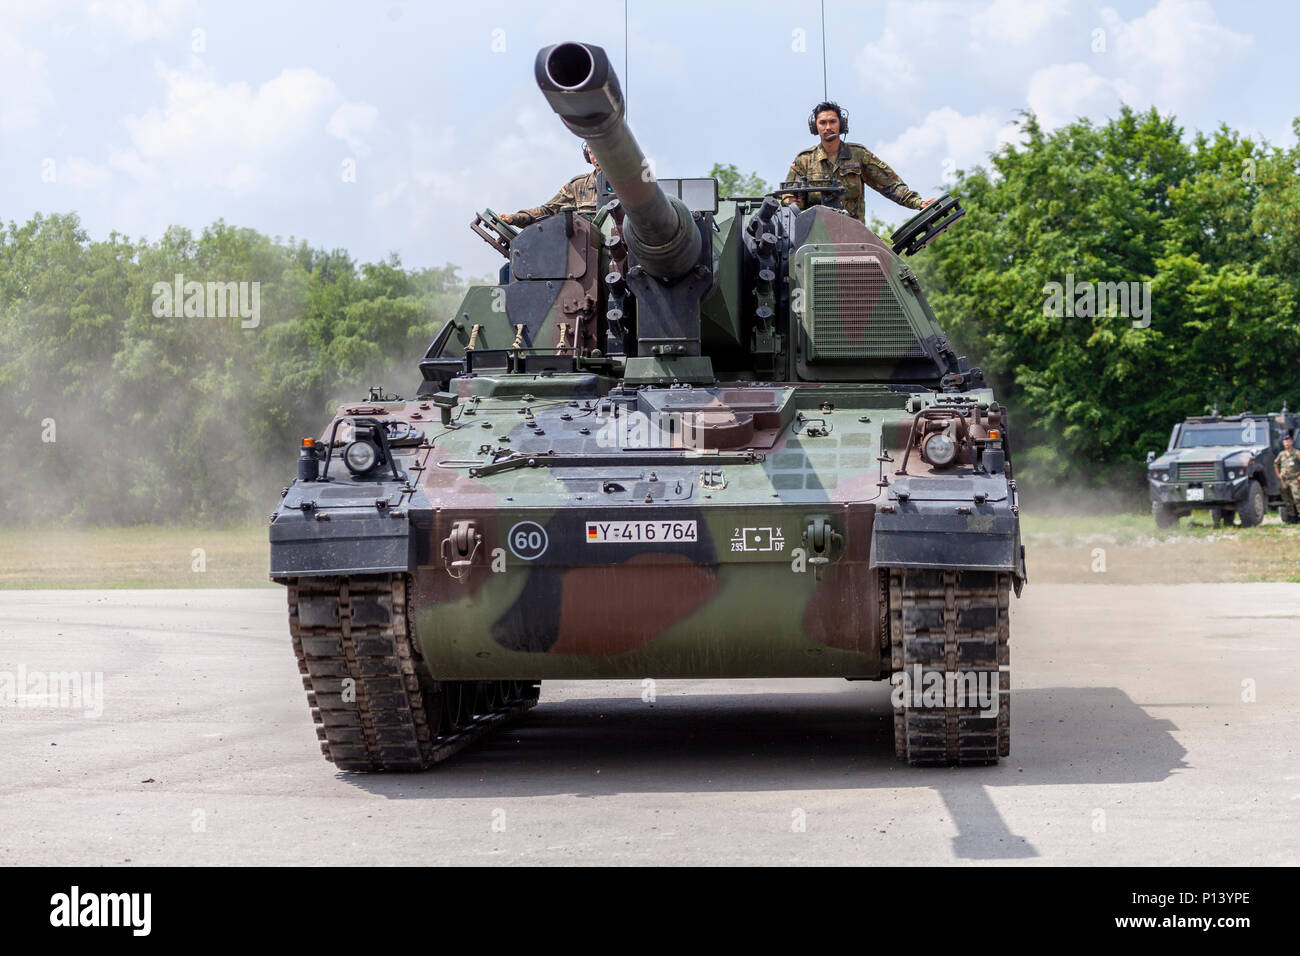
[1147,408,1298,527]
[269,41,1026,769]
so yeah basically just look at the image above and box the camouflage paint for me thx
[270,48,1022,688]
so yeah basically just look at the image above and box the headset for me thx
[808,102,849,136]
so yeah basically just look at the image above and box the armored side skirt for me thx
[869,508,1022,573]
[270,512,413,578]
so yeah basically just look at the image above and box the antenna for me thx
[625,0,629,116]
[821,0,827,100]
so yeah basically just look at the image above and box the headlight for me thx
[343,439,379,474]
[923,432,957,467]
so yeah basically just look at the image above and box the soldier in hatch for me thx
[781,101,933,222]
[500,141,604,226]
[1275,433,1300,521]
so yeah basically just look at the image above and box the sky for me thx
[2,0,1295,279]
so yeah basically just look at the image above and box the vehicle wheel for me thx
[1152,501,1177,529]
[1237,482,1266,527]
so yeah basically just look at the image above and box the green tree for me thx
[709,163,771,197]
[0,214,468,525]
[913,107,1300,487]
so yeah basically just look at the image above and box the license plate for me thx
[1186,487,1204,501]
[586,520,697,543]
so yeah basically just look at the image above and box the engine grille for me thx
[807,256,926,360]
[1176,462,1218,481]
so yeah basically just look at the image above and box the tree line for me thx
[913,107,1300,486]
[3,108,1297,524]
[0,216,466,525]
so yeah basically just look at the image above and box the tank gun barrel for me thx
[535,42,700,279]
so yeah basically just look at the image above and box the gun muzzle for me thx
[535,42,700,280]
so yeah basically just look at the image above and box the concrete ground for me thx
[0,583,1296,865]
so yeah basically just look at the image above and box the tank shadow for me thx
[340,683,1186,860]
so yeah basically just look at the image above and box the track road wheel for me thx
[1236,481,1266,527]
[889,569,1011,766]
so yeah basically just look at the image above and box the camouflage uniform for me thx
[783,141,922,222]
[1276,446,1300,519]
[510,172,600,226]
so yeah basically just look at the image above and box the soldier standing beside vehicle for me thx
[1275,433,1300,520]
[500,142,603,226]
[781,101,934,222]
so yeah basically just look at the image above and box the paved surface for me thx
[1,584,1297,865]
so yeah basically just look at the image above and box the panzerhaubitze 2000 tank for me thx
[269,42,1026,770]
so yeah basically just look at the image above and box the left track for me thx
[288,573,539,771]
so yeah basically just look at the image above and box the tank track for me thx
[287,573,539,771]
[888,568,1010,766]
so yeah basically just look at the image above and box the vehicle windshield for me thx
[1177,423,1268,448]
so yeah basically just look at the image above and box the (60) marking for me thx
[507,521,549,560]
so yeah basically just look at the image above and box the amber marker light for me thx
[302,437,315,448]
[988,429,1001,440]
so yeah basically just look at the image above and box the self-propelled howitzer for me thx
[269,41,1026,770]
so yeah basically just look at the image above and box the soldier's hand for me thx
[783,197,803,210]
[499,213,516,225]
[921,198,935,208]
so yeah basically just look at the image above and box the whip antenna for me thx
[821,0,828,99]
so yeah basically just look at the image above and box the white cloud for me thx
[107,145,156,181]
[119,62,349,193]
[853,3,963,98]
[327,102,381,157]
[1099,0,1253,111]
[853,0,1254,162]
[855,26,920,98]
[1026,62,1124,130]
[970,0,1071,50]
[854,0,1073,101]
[0,14,50,132]
[60,157,113,189]
[368,104,584,258]
[87,0,195,42]
[875,107,1022,189]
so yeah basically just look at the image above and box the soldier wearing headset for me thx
[782,101,933,222]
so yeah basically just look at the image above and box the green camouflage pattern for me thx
[270,40,1020,696]
[511,171,600,226]
[1276,447,1300,480]
[269,39,1024,769]
[1277,447,1300,519]
[783,141,922,221]
[271,199,1021,680]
